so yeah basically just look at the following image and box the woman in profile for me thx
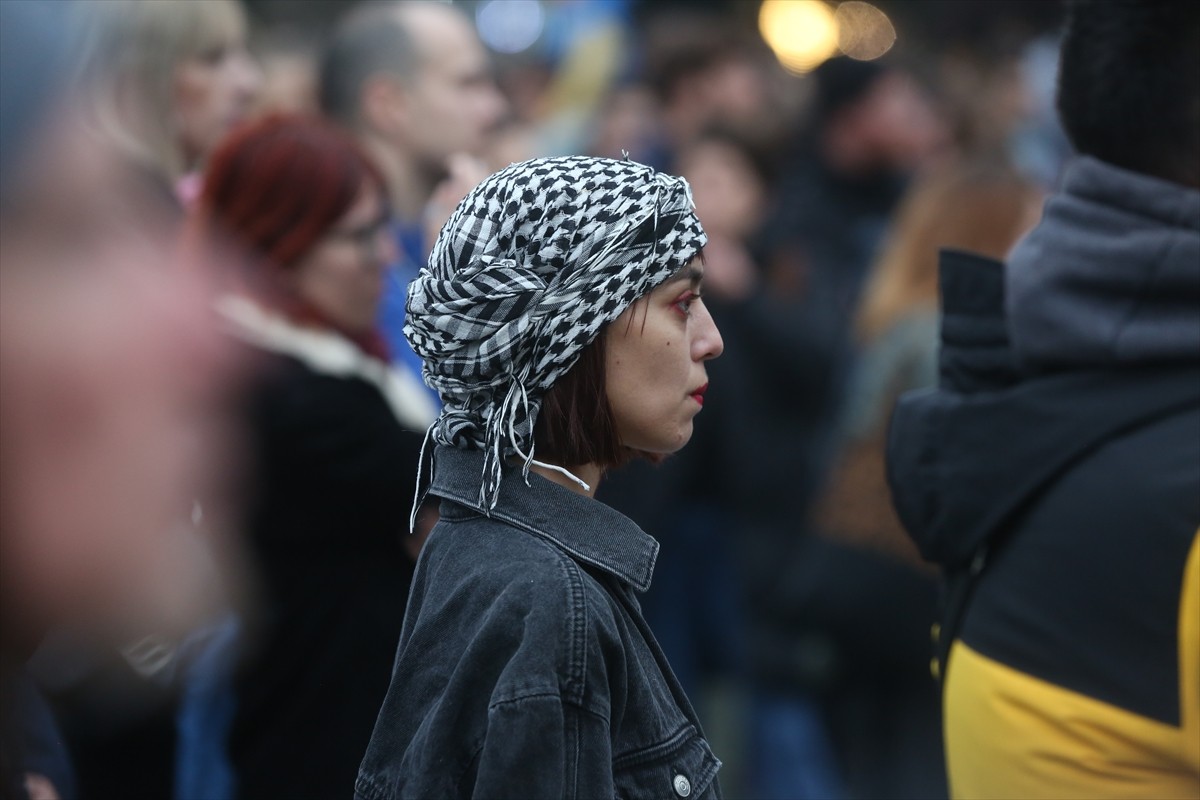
[357,156,725,799]
[194,114,436,800]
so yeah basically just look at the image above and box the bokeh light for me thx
[759,0,840,74]
[836,1,896,61]
[476,0,545,54]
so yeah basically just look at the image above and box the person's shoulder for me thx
[420,511,629,641]
[248,349,399,426]
[411,511,627,705]
[422,511,597,607]
[1052,402,1199,535]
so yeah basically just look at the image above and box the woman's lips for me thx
[689,383,708,406]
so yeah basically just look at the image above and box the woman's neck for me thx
[529,462,602,498]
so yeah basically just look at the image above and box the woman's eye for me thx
[673,293,696,316]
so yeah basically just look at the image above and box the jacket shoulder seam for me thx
[560,556,589,707]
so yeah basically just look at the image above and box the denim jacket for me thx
[356,446,722,800]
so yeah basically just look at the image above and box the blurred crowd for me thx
[2,1,1188,799]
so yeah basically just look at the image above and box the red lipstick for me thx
[689,383,708,407]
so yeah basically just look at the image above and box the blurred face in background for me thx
[678,138,766,241]
[288,181,395,333]
[172,4,262,167]
[0,112,234,644]
[856,72,948,172]
[702,55,771,124]
[389,5,506,167]
[591,86,662,163]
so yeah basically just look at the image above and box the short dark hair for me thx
[1057,0,1200,185]
[534,333,629,471]
[318,2,418,126]
[533,319,666,472]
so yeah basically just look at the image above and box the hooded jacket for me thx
[888,156,1200,798]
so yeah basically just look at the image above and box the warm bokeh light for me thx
[836,1,897,61]
[759,0,841,74]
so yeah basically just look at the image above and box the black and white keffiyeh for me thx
[404,155,706,513]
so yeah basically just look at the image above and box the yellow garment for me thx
[945,532,1200,800]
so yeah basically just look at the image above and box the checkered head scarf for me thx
[405,155,706,513]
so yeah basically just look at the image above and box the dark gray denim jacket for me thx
[355,446,722,800]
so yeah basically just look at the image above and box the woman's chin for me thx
[619,418,696,456]
[660,423,695,454]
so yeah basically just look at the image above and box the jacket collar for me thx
[428,446,660,592]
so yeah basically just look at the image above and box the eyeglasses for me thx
[327,215,391,256]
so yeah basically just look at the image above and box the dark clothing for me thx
[231,346,424,800]
[805,313,945,800]
[887,156,1200,796]
[759,149,906,320]
[735,152,909,688]
[10,673,75,800]
[34,650,179,800]
[1,663,76,800]
[357,446,722,800]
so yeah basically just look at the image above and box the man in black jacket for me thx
[887,1,1200,796]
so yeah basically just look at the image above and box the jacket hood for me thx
[1007,156,1200,372]
[888,249,1200,570]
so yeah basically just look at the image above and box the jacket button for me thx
[930,657,941,680]
[673,774,692,797]
[930,622,941,643]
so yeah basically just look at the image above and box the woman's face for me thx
[605,261,724,454]
[289,183,395,333]
[173,22,262,167]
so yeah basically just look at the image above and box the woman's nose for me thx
[693,301,724,361]
[372,226,398,268]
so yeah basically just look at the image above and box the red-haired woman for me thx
[192,114,436,800]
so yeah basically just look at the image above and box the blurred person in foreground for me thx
[26,2,259,795]
[319,0,505,386]
[888,1,1200,796]
[77,0,261,205]
[0,2,235,798]
[357,156,724,799]
[192,114,434,800]
[809,161,1042,799]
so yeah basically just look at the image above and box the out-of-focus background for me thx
[1,1,1075,798]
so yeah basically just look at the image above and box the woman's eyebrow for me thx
[666,266,705,288]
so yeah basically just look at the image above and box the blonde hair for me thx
[856,159,1043,341]
[78,0,247,181]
